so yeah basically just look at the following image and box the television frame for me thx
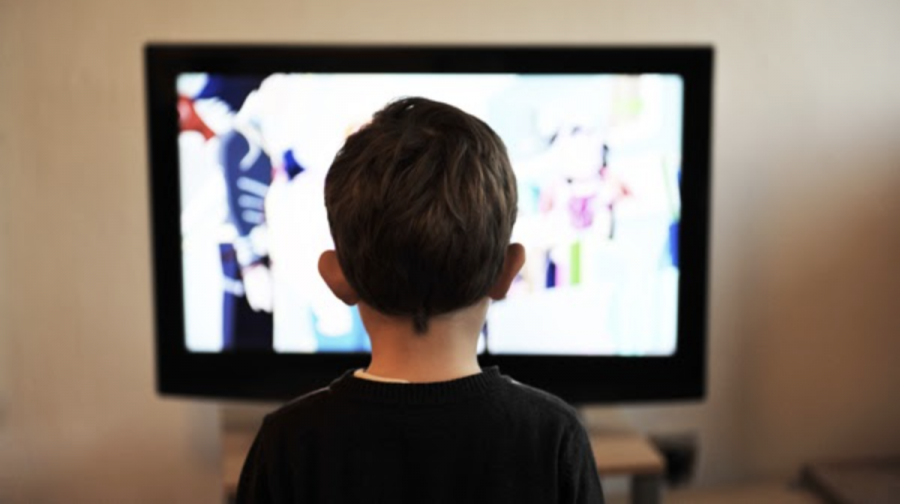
[146,44,713,404]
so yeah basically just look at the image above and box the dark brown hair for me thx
[325,97,518,333]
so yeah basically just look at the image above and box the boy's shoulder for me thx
[501,375,584,427]
[261,375,347,431]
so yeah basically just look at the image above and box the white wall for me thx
[0,4,13,497]
[1,0,899,502]
[0,1,223,502]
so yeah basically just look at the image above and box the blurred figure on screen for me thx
[512,122,630,295]
[178,75,274,351]
[230,75,363,353]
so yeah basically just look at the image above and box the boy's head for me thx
[322,97,521,334]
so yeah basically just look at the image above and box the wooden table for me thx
[590,432,666,504]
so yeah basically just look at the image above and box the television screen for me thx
[178,72,683,356]
[148,46,712,402]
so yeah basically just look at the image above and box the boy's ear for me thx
[488,243,526,301]
[318,250,360,306]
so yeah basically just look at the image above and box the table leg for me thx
[631,474,662,504]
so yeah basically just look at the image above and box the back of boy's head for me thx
[325,97,518,334]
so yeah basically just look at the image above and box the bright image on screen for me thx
[176,73,683,356]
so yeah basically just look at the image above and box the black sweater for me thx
[236,367,605,503]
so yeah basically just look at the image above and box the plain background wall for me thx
[1,0,899,502]
[0,5,12,496]
[1,3,17,497]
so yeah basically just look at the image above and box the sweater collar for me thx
[330,366,505,405]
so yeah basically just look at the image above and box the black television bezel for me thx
[146,44,713,404]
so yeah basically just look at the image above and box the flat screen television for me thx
[145,45,713,403]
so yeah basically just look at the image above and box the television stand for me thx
[588,430,666,504]
[579,407,667,504]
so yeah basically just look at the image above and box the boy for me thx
[236,97,605,503]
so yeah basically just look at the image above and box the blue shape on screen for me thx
[313,306,371,353]
[283,149,306,180]
[668,169,681,268]
[195,76,265,112]
[220,131,271,239]
[668,221,679,268]
[546,256,557,288]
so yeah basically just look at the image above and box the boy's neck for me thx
[359,301,486,383]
